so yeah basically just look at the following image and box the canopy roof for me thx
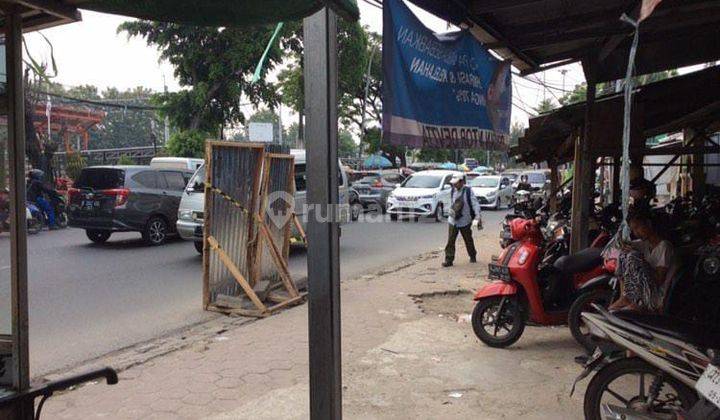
[409,0,720,82]
[1,0,358,35]
[511,66,720,164]
[69,0,359,25]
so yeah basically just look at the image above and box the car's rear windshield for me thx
[75,168,125,190]
[357,175,380,183]
[469,177,499,188]
[526,173,546,183]
[403,175,442,188]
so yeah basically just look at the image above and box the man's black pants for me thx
[444,224,476,263]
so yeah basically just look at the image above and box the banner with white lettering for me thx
[382,0,511,150]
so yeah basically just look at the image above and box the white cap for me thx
[449,173,466,184]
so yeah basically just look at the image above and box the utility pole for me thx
[559,69,568,93]
[162,75,169,145]
[278,102,283,146]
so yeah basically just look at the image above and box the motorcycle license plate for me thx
[81,200,99,210]
[696,364,720,409]
[488,263,511,281]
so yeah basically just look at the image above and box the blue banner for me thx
[382,0,511,150]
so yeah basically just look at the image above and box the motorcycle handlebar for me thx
[0,367,118,407]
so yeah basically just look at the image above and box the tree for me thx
[165,130,207,158]
[119,21,284,134]
[364,128,406,167]
[338,130,357,158]
[534,98,557,114]
[510,121,526,148]
[277,20,369,137]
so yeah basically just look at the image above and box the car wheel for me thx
[194,240,204,254]
[143,216,168,246]
[390,213,398,221]
[56,211,69,228]
[433,203,444,222]
[86,229,111,244]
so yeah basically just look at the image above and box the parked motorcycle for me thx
[573,304,720,420]
[26,202,43,234]
[46,189,68,228]
[471,217,607,347]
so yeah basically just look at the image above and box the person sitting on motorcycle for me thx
[516,174,531,192]
[26,169,58,230]
[609,207,676,312]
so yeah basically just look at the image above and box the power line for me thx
[360,0,383,10]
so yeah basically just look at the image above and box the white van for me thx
[150,157,204,172]
[177,149,350,253]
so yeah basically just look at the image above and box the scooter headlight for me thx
[702,256,720,275]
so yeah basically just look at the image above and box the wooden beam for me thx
[207,236,267,313]
[469,0,546,14]
[13,0,80,20]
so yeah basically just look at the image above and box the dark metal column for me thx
[303,7,342,419]
[5,5,31,418]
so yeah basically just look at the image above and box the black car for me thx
[68,166,193,245]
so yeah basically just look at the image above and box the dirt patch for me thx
[411,290,475,322]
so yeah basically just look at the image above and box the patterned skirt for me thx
[618,250,661,312]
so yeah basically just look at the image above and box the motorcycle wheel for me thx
[27,219,41,235]
[568,289,614,354]
[471,296,525,348]
[584,357,697,420]
[56,211,68,229]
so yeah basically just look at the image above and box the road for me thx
[0,210,507,376]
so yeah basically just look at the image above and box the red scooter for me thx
[471,217,608,348]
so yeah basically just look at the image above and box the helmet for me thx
[28,169,45,181]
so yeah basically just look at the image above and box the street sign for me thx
[249,122,273,143]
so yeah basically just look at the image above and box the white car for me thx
[386,170,461,222]
[469,175,513,210]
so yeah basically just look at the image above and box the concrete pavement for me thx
[42,223,587,419]
[0,210,509,376]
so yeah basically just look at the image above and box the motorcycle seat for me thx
[553,247,602,274]
[615,311,720,350]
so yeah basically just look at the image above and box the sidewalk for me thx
[44,233,587,419]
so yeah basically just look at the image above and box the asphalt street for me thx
[0,209,507,376]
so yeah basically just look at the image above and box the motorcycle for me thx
[573,304,720,420]
[471,216,608,347]
[27,202,43,234]
[46,190,68,228]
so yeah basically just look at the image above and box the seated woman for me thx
[609,208,676,312]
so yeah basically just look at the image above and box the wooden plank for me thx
[207,304,267,318]
[283,158,296,260]
[265,293,307,314]
[206,140,265,150]
[202,141,213,309]
[207,236,266,312]
[14,0,81,20]
[258,221,299,297]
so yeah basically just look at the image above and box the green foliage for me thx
[119,21,283,133]
[559,70,679,106]
[534,98,557,114]
[66,151,86,181]
[166,130,208,158]
[365,128,405,167]
[510,121,526,147]
[338,130,356,158]
[117,155,135,165]
[417,149,452,163]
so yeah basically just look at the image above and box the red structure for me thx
[32,102,105,151]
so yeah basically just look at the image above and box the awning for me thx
[406,0,720,83]
[69,0,359,25]
[512,66,720,164]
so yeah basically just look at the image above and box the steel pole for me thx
[4,5,31,419]
[303,7,342,419]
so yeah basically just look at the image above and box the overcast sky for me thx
[23,2,586,129]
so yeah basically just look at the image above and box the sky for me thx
[22,2,587,130]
